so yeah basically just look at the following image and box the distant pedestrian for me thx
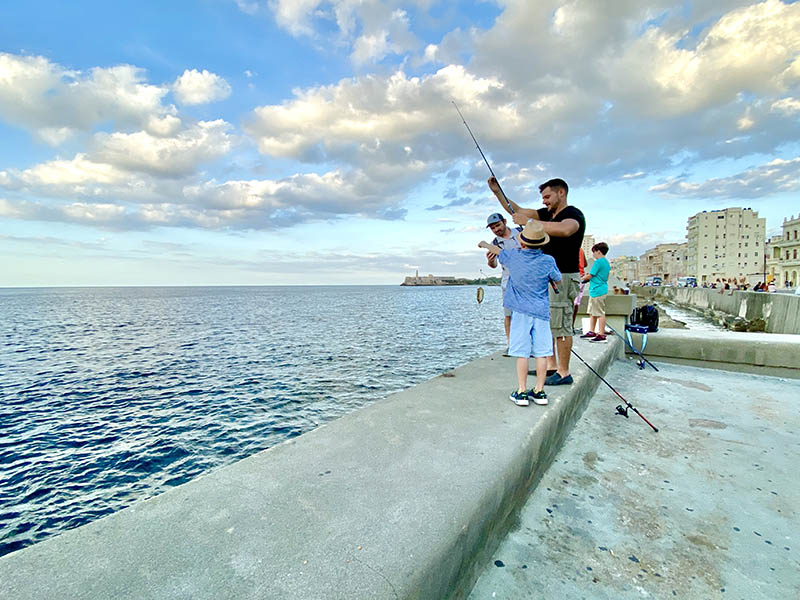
[488,176,585,386]
[768,281,777,293]
[484,212,522,348]
[579,242,611,343]
[479,220,561,406]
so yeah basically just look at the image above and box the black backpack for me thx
[630,305,659,332]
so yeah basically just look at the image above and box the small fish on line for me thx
[477,287,485,304]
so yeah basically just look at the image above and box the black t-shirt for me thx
[537,205,585,273]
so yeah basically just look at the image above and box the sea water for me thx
[0,285,503,556]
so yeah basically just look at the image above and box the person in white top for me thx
[485,213,522,347]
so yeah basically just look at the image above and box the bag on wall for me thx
[630,305,659,332]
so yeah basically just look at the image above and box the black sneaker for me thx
[527,389,548,405]
[589,334,607,343]
[509,390,530,406]
[545,373,574,386]
[528,369,557,377]
[580,331,597,339]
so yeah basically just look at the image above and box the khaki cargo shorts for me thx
[549,272,580,338]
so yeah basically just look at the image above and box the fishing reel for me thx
[636,359,646,370]
[615,404,629,418]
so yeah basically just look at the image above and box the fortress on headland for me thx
[401,270,459,286]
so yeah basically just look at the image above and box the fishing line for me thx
[476,269,486,304]
[570,349,659,432]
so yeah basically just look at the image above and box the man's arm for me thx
[488,177,539,222]
[540,218,579,238]
[478,241,501,256]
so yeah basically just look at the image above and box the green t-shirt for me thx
[588,256,610,297]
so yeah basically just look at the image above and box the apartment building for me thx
[686,208,766,284]
[581,234,595,259]
[638,243,687,283]
[768,214,800,287]
[609,255,640,283]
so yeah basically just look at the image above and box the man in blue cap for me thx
[485,212,522,348]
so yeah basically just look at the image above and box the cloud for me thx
[242,1,800,200]
[0,53,170,143]
[173,69,232,105]
[426,196,472,211]
[650,157,800,199]
[90,120,236,176]
[268,1,424,65]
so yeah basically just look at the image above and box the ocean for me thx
[0,285,503,556]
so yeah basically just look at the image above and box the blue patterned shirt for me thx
[498,248,562,320]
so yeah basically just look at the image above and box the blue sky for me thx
[1,0,799,285]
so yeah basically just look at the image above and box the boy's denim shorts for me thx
[508,312,553,358]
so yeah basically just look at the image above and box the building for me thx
[609,256,640,284]
[769,215,800,288]
[638,243,687,283]
[401,270,458,286]
[686,208,766,285]
[765,234,783,286]
[581,234,595,259]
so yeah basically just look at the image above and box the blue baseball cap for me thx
[486,213,505,227]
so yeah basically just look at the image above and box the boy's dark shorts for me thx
[549,272,580,338]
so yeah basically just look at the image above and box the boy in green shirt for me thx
[579,242,610,343]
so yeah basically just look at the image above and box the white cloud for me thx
[91,120,235,176]
[0,53,170,143]
[267,0,425,65]
[173,69,232,105]
[650,157,800,198]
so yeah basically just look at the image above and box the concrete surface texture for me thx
[467,360,799,599]
[625,329,800,378]
[635,286,800,334]
[0,339,619,600]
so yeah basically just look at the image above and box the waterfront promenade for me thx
[468,360,800,599]
[0,338,618,599]
[1,319,798,598]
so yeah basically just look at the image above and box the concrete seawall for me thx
[634,286,800,334]
[624,328,800,379]
[0,340,620,599]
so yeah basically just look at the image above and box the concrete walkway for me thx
[0,339,618,599]
[468,360,800,599]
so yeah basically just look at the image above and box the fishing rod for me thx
[605,324,659,372]
[451,100,511,210]
[454,99,559,294]
[570,348,659,432]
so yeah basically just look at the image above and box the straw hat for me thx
[518,220,550,248]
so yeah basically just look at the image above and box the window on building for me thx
[795,249,798,259]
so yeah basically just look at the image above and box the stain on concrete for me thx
[654,376,713,391]
[688,418,727,429]
[583,451,598,470]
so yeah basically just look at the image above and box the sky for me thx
[1,0,799,286]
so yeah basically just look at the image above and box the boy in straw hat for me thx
[479,220,562,406]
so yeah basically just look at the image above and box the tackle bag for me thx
[629,304,659,332]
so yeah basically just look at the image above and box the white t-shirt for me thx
[493,227,522,292]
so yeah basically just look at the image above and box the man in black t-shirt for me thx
[488,176,585,385]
